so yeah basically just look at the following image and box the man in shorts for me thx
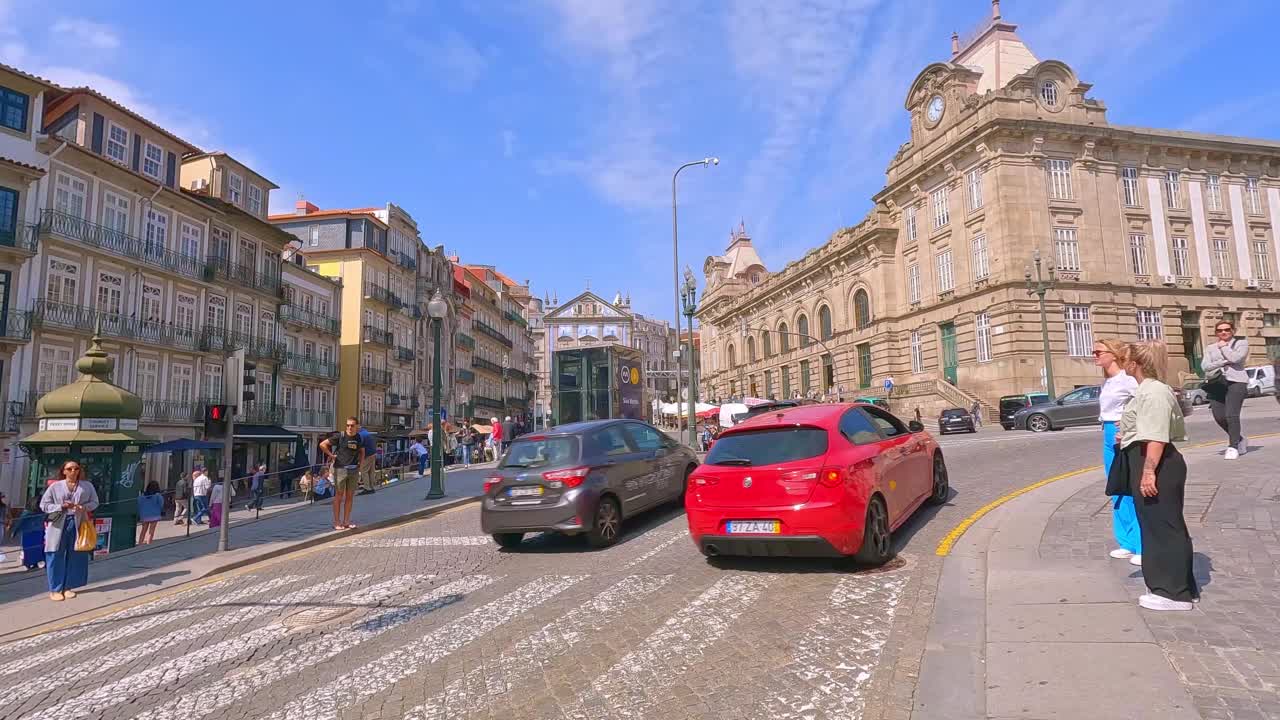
[320,417,366,530]
[357,422,378,495]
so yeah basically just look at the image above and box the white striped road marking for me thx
[619,529,688,571]
[18,574,429,720]
[757,574,907,719]
[0,575,304,680]
[259,574,584,720]
[131,575,496,720]
[0,577,235,658]
[935,427,1096,447]
[402,574,673,720]
[340,536,494,547]
[561,574,772,720]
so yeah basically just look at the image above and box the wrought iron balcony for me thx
[395,346,416,363]
[387,392,402,407]
[472,356,504,376]
[410,396,421,409]
[283,353,339,380]
[33,300,200,350]
[237,402,284,425]
[506,396,528,408]
[390,249,417,271]
[455,332,475,351]
[0,308,34,342]
[504,309,527,328]
[363,282,403,309]
[0,224,39,254]
[506,367,530,382]
[474,319,513,348]
[473,394,504,411]
[361,411,388,429]
[283,407,334,428]
[456,368,476,384]
[200,327,286,361]
[204,256,282,297]
[362,325,393,347]
[280,304,340,336]
[40,208,207,281]
[360,367,392,386]
[140,399,204,424]
[404,304,423,320]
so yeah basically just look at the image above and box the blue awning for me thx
[234,425,301,441]
[143,438,224,454]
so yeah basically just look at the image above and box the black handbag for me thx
[1105,443,1130,496]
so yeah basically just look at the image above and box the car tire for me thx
[677,465,694,506]
[1027,413,1052,433]
[928,453,950,505]
[853,495,893,566]
[586,496,622,548]
[492,532,524,549]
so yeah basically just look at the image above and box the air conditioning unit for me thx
[189,178,209,192]
[1204,276,1220,287]
[1246,278,1261,290]
[1161,274,1177,286]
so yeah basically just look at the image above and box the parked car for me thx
[1181,379,1208,406]
[853,396,891,410]
[1012,386,1101,432]
[719,403,750,429]
[999,392,1052,430]
[741,399,819,421]
[684,403,948,566]
[480,420,698,549]
[937,408,977,434]
[1246,365,1276,397]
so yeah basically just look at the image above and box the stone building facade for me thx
[698,6,1280,416]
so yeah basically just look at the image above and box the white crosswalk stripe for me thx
[259,574,585,720]
[340,536,494,547]
[561,574,773,720]
[618,529,688,570]
[131,575,495,720]
[0,577,235,658]
[0,575,306,707]
[17,573,427,720]
[758,574,908,719]
[402,573,673,720]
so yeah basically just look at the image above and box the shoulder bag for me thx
[1105,443,1130,497]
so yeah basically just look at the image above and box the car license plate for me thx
[727,520,779,534]
[508,486,544,497]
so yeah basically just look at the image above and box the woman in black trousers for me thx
[1118,340,1198,611]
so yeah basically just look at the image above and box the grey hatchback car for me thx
[480,419,699,549]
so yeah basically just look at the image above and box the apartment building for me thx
[279,249,343,453]
[462,265,535,423]
[451,265,475,419]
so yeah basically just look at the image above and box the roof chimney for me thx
[992,0,1001,20]
[296,200,319,216]
[951,31,960,55]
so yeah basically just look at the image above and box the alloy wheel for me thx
[868,500,890,558]
[1028,414,1050,432]
[596,500,619,542]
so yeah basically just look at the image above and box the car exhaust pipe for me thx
[704,544,720,556]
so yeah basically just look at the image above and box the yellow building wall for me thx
[314,258,367,425]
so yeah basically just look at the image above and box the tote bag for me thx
[74,516,98,552]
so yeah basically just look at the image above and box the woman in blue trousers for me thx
[39,460,100,601]
[1095,339,1141,564]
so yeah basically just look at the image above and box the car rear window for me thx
[999,398,1028,411]
[500,436,579,469]
[705,428,828,467]
[941,409,967,418]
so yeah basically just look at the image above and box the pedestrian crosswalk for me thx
[0,536,909,720]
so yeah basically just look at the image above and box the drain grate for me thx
[283,606,359,629]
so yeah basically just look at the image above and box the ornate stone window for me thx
[1039,80,1059,108]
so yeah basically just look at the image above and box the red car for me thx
[685,403,949,565]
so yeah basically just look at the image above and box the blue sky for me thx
[2,0,1278,323]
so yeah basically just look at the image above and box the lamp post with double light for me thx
[681,266,699,448]
[425,290,448,500]
[1025,248,1058,401]
[671,157,718,429]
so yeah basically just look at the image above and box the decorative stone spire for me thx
[951,31,960,55]
[992,0,1001,20]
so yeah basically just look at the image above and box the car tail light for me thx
[543,466,590,488]
[780,470,819,483]
[779,468,843,487]
[818,468,844,487]
[483,475,504,494]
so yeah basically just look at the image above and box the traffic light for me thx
[204,404,230,438]
[242,357,257,404]
[225,349,258,407]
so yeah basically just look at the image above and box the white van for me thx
[1245,365,1276,397]
[718,403,750,428]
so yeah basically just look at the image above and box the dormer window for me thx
[142,141,163,179]
[0,85,29,132]
[1040,80,1059,108]
[228,173,243,204]
[248,184,263,215]
[751,273,761,284]
[105,122,129,165]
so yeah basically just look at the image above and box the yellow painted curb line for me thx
[934,430,1280,557]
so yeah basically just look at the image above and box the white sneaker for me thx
[1129,554,1143,566]
[1224,447,1239,460]
[1109,548,1134,559]
[1139,593,1194,611]
[1237,437,1248,456]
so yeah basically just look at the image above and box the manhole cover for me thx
[852,554,911,575]
[283,606,359,629]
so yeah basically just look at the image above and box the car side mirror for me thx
[908,420,925,433]
[1056,399,1065,405]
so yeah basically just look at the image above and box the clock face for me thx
[926,95,945,124]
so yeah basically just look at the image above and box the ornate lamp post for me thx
[425,290,448,500]
[681,266,698,448]
[1025,248,1058,400]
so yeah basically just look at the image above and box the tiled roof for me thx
[268,208,389,227]
[0,155,46,175]
[48,88,201,153]
[0,62,59,89]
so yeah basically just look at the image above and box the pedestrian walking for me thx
[490,417,504,460]
[1201,320,1249,459]
[173,472,191,525]
[1095,339,1141,564]
[191,466,211,524]
[411,438,429,477]
[39,460,99,602]
[914,407,923,424]
[320,417,367,530]
[501,416,515,454]
[1118,341,1197,611]
[357,421,378,495]
[10,498,47,571]
[136,481,164,545]
[969,400,982,429]
[248,463,267,510]
[0,492,8,540]
[208,475,234,528]
[1274,355,1280,407]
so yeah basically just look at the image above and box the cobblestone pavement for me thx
[1041,430,1280,720]
[2,403,1274,720]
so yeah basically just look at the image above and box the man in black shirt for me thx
[320,416,366,530]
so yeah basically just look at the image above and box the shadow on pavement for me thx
[498,503,687,554]
[86,570,191,595]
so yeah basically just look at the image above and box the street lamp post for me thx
[672,157,718,439]
[1025,248,1058,400]
[425,290,448,500]
[681,266,698,448]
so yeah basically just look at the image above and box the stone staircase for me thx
[859,379,998,424]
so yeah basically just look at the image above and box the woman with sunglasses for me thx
[38,460,100,601]
[1095,339,1141,565]
[1201,320,1249,459]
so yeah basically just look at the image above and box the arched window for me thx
[728,343,737,368]
[797,314,811,348]
[747,336,756,363]
[818,305,833,340]
[1040,80,1059,108]
[762,332,773,358]
[854,289,871,330]
[779,323,790,352]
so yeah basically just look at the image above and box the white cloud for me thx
[405,29,490,91]
[39,66,213,147]
[51,18,120,51]
[501,129,516,158]
[1023,0,1186,87]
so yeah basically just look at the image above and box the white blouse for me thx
[1099,370,1138,422]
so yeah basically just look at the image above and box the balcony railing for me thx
[473,394,504,411]
[141,399,204,424]
[283,353,339,380]
[205,255,282,297]
[33,299,200,350]
[504,309,527,328]
[456,368,476,384]
[472,356,504,375]
[474,319,513,348]
[390,249,417,271]
[362,325,393,347]
[506,367,530,382]
[0,224,39,254]
[506,396,528,408]
[404,304,423,320]
[237,402,284,425]
[41,208,207,281]
[0,308,34,342]
[283,407,335,429]
[410,396,421,409]
[395,346,416,363]
[363,282,403,309]
[280,304,340,336]
[361,411,388,429]
[455,333,475,351]
[360,367,392,386]
[200,327,286,361]
[387,392,402,407]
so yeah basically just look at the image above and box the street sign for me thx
[884,377,895,391]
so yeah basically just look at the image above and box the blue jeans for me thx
[460,445,471,464]
[418,454,428,475]
[1103,421,1141,554]
[192,495,210,523]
